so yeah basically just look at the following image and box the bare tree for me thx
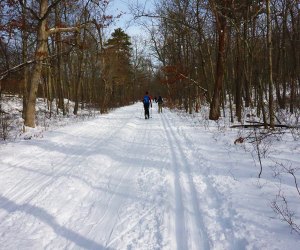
[266,0,275,128]
[209,0,231,120]
[18,0,81,127]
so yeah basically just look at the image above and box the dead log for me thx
[230,122,299,129]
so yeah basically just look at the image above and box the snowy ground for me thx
[0,102,300,249]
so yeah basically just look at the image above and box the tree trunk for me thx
[243,16,251,108]
[266,0,274,128]
[235,30,242,122]
[209,11,227,120]
[24,0,48,127]
[258,78,267,129]
[21,0,29,121]
[55,4,65,115]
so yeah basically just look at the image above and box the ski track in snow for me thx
[0,103,299,250]
[161,112,239,250]
[161,113,210,250]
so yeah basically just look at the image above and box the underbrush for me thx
[173,103,300,236]
[0,95,101,142]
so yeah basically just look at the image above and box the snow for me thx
[0,101,300,249]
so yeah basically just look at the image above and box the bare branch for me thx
[42,0,62,21]
[271,192,300,235]
[47,26,79,36]
[0,60,34,81]
[17,0,40,20]
[178,73,208,92]
[0,48,75,81]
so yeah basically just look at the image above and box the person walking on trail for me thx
[143,91,152,119]
[157,95,163,113]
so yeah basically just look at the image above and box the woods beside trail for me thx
[0,1,299,248]
[0,0,299,129]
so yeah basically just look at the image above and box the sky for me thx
[0,97,300,249]
[107,0,155,37]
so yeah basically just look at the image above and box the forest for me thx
[0,0,299,129]
[0,0,300,241]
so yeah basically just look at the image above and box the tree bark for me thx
[267,0,274,128]
[24,0,49,127]
[209,9,227,120]
[235,29,242,122]
[21,0,29,121]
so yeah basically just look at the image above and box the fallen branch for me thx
[231,121,298,129]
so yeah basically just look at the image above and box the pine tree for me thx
[103,28,133,107]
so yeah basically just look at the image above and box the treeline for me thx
[141,0,299,125]
[0,0,154,128]
[0,1,299,128]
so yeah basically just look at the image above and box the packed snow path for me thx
[0,103,299,249]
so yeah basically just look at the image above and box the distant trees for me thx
[102,28,133,110]
[0,0,141,127]
[140,0,299,125]
[1,0,299,128]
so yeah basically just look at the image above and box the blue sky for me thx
[108,0,154,37]
[108,0,138,36]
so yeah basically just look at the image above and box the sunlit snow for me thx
[0,101,299,249]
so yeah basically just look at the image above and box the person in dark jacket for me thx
[143,91,152,119]
[157,95,163,113]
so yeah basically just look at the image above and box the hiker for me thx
[157,95,163,113]
[143,91,152,119]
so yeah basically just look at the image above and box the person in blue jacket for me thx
[143,91,152,119]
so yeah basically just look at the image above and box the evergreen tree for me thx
[103,28,133,106]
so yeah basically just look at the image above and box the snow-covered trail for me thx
[0,103,299,250]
